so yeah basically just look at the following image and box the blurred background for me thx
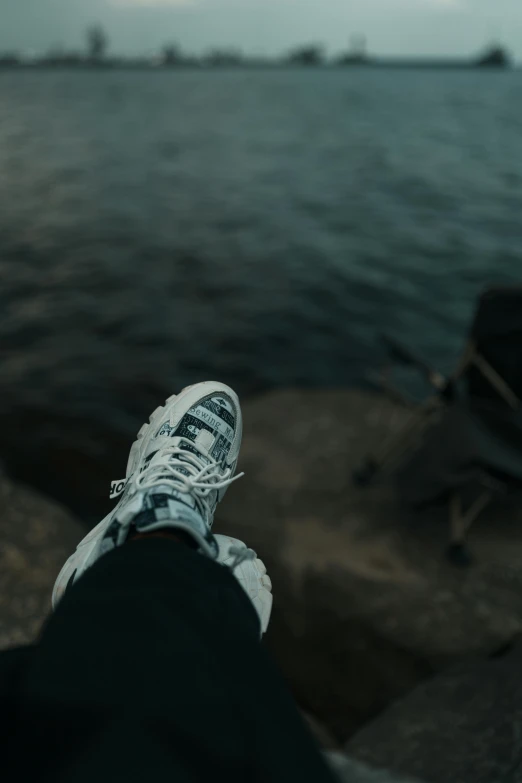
[0,0,521,527]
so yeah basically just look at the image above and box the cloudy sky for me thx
[1,0,520,60]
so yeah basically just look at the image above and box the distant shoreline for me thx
[0,60,515,71]
[1,36,513,71]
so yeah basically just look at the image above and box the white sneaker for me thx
[52,382,273,636]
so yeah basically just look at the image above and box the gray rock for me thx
[302,710,341,750]
[0,470,85,650]
[346,640,522,783]
[323,751,425,783]
[216,389,522,741]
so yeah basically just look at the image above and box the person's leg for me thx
[0,645,34,752]
[4,533,338,783]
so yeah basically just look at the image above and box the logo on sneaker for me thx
[214,397,234,415]
[190,406,234,441]
[187,425,200,435]
[157,421,175,437]
[110,479,128,499]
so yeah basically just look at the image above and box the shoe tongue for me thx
[171,435,214,464]
[153,417,217,455]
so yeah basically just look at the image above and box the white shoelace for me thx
[135,448,256,570]
[134,443,244,520]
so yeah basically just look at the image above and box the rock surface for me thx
[302,710,342,750]
[216,388,522,742]
[323,752,425,783]
[346,640,522,783]
[0,467,85,650]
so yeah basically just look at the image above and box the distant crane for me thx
[86,25,109,63]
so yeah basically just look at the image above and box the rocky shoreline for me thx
[3,388,522,781]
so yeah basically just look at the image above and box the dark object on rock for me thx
[353,285,522,564]
[347,640,522,783]
[396,400,522,563]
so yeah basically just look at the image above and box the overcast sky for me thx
[1,0,520,60]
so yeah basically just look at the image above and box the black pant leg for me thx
[0,645,34,746]
[2,538,337,783]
